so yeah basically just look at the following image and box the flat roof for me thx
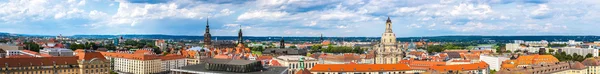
[205,59,259,65]
[171,63,288,74]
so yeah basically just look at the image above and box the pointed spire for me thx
[238,24,243,44]
[205,18,210,33]
[204,17,212,48]
[386,16,392,23]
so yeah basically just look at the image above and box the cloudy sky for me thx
[0,0,599,37]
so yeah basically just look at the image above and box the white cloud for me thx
[237,10,288,21]
[336,25,348,29]
[450,3,493,16]
[449,22,503,32]
[408,24,422,28]
[531,4,549,15]
[304,21,317,26]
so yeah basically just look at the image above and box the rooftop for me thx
[311,64,412,72]
[276,55,317,61]
[205,59,258,65]
[0,56,79,67]
[171,63,288,74]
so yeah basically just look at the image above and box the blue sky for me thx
[0,0,599,37]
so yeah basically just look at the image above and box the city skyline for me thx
[1,0,599,37]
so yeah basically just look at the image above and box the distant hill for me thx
[2,32,600,43]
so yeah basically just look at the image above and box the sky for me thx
[0,0,599,37]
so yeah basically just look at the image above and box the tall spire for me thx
[204,18,212,48]
[238,25,243,44]
[205,18,210,33]
[320,33,324,42]
[280,37,285,48]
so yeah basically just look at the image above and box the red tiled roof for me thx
[270,59,282,66]
[6,55,35,58]
[257,55,273,61]
[213,54,231,59]
[0,56,79,67]
[296,68,312,74]
[100,50,160,60]
[76,51,107,61]
[429,62,488,71]
[21,50,40,55]
[159,54,186,60]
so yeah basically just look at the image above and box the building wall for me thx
[111,57,163,74]
[374,44,403,64]
[559,47,599,57]
[480,55,509,71]
[162,59,187,71]
[78,60,111,74]
[311,71,408,74]
[505,43,520,52]
[586,66,600,74]
[276,59,318,74]
[0,65,80,74]
[552,69,587,74]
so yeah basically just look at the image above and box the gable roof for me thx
[76,51,107,61]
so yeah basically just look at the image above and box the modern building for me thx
[262,48,307,56]
[0,44,22,50]
[40,48,74,57]
[505,43,521,52]
[170,59,289,74]
[100,50,187,74]
[155,39,167,50]
[274,55,318,74]
[374,17,404,64]
[480,55,510,71]
[557,47,599,57]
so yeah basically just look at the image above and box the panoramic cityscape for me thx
[1,0,600,74]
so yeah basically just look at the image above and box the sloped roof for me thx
[295,68,311,74]
[429,62,488,71]
[311,64,412,72]
[571,62,586,70]
[0,56,79,67]
[582,58,600,66]
[76,51,107,61]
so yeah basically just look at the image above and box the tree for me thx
[426,45,445,53]
[24,42,40,52]
[586,53,593,59]
[289,46,297,48]
[310,45,322,53]
[548,49,555,54]
[496,44,505,54]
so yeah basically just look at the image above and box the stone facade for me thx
[374,17,404,64]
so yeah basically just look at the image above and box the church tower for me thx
[238,25,243,44]
[381,17,397,45]
[204,18,212,48]
[374,17,403,64]
[280,37,285,48]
